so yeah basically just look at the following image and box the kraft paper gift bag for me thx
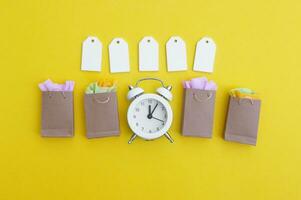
[224,96,261,145]
[182,88,216,138]
[41,91,74,137]
[84,92,120,138]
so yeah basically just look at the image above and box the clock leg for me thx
[164,132,174,143]
[128,134,137,144]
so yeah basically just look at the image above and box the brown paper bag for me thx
[84,92,120,138]
[182,88,216,138]
[224,96,261,145]
[41,91,74,137]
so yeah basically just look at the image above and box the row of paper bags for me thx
[39,79,261,145]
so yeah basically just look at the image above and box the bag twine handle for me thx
[93,96,110,104]
[237,97,254,105]
[193,92,212,102]
[47,91,66,99]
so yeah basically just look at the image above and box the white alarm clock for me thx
[127,78,174,144]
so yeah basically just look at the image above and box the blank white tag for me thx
[193,37,216,73]
[166,36,187,71]
[139,36,159,71]
[81,36,102,71]
[109,38,130,73]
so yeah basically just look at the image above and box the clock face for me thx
[127,94,173,140]
[132,98,167,134]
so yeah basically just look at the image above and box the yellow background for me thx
[0,0,300,199]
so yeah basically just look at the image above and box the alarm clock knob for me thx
[127,87,144,100]
[156,86,173,101]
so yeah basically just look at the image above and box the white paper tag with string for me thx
[139,36,159,71]
[166,36,187,71]
[109,38,130,73]
[81,36,102,71]
[193,37,216,73]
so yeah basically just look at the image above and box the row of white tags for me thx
[81,36,216,73]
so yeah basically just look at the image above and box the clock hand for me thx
[152,116,164,123]
[151,103,158,115]
[147,105,152,119]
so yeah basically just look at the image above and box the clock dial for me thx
[131,98,167,134]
